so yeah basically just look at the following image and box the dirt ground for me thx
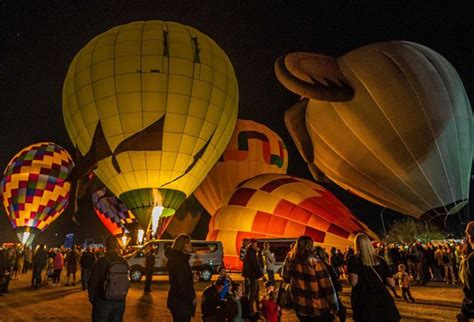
[0,272,464,321]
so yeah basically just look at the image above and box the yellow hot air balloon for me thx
[2,142,74,246]
[275,41,472,220]
[207,174,377,270]
[194,119,288,215]
[63,21,238,235]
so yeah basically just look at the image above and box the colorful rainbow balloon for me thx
[2,142,74,245]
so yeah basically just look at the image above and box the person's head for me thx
[294,235,314,261]
[217,266,226,276]
[242,239,249,246]
[264,242,270,250]
[214,279,225,292]
[232,282,243,298]
[398,263,406,272]
[466,221,474,245]
[354,233,378,266]
[249,238,258,250]
[105,236,118,252]
[264,280,275,292]
[313,245,328,263]
[172,233,192,254]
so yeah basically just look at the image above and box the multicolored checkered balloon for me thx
[2,142,74,245]
[92,188,136,236]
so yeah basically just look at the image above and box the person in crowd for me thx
[443,246,456,285]
[348,233,400,322]
[1,248,14,293]
[144,246,155,292]
[11,245,20,280]
[225,282,244,322]
[239,239,250,298]
[65,247,78,286]
[201,279,226,321]
[314,246,346,322]
[458,222,474,321]
[0,248,10,296]
[217,266,232,300]
[88,236,130,322]
[395,264,415,303]
[260,290,280,322]
[262,242,276,286]
[166,233,198,322]
[22,246,32,274]
[32,244,47,288]
[242,238,264,313]
[52,248,64,286]
[435,245,444,280]
[80,247,96,291]
[282,235,339,321]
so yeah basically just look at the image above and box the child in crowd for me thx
[396,264,416,303]
[260,290,280,322]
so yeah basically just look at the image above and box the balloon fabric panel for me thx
[194,119,288,215]
[207,174,377,270]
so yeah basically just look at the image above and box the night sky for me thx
[1,0,473,244]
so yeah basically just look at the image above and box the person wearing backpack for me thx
[88,236,130,322]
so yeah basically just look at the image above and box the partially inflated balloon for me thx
[92,188,137,236]
[207,174,377,270]
[163,195,210,239]
[276,41,472,219]
[63,21,238,234]
[2,142,74,245]
[195,119,288,215]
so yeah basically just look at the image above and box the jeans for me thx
[297,312,333,322]
[267,269,275,284]
[248,278,259,312]
[401,287,415,302]
[144,271,153,291]
[82,269,91,290]
[53,269,62,284]
[171,312,191,322]
[92,298,125,322]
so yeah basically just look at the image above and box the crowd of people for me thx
[1,228,474,322]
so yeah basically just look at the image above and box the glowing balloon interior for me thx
[62,20,239,234]
[207,174,378,270]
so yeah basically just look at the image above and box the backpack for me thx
[103,256,130,301]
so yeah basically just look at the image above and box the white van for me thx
[127,239,224,282]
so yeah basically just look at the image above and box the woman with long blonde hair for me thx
[348,233,400,322]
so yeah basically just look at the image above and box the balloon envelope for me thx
[62,21,239,233]
[195,119,288,215]
[92,188,137,236]
[207,173,377,270]
[2,142,74,245]
[279,41,472,219]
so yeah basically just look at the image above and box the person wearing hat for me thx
[242,238,263,313]
[457,222,474,321]
[201,279,226,321]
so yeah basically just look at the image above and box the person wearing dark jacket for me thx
[242,238,263,313]
[88,237,129,322]
[458,222,474,322]
[80,247,96,291]
[201,279,225,321]
[0,248,10,296]
[144,247,155,292]
[166,233,198,322]
[32,244,47,288]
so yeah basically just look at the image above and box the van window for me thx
[261,241,293,262]
[191,243,218,254]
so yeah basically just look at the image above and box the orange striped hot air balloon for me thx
[207,173,377,270]
[194,119,288,215]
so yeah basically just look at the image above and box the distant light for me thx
[151,206,164,235]
[137,229,145,244]
[21,232,30,245]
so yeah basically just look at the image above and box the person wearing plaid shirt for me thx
[282,235,339,321]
